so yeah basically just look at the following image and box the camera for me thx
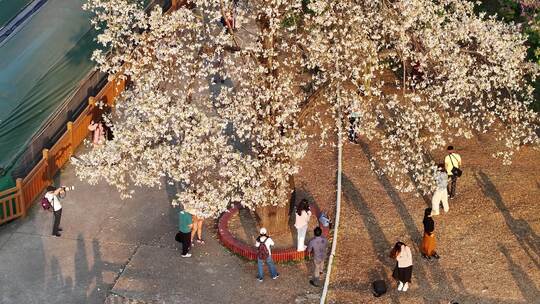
[59,186,75,198]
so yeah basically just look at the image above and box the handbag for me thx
[372,280,387,297]
[449,154,462,177]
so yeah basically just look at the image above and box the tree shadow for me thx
[353,141,460,303]
[341,174,401,304]
[356,141,422,242]
[164,175,179,205]
[475,171,540,269]
[347,142,533,304]
[499,243,540,302]
[163,175,185,230]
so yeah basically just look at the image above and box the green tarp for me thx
[0,0,33,29]
[0,0,97,188]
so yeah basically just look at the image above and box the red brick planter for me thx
[217,204,330,262]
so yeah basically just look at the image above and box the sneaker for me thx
[309,279,319,287]
[272,274,279,280]
[181,253,192,258]
[398,282,403,291]
[433,252,440,259]
[422,253,431,260]
[53,233,61,237]
[257,277,263,282]
[402,282,409,291]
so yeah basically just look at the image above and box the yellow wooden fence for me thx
[0,76,125,225]
[0,1,186,225]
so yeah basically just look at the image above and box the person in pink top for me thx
[390,241,413,292]
[88,120,105,146]
[294,199,312,251]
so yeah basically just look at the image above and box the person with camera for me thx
[45,186,64,237]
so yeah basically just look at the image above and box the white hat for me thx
[259,227,267,235]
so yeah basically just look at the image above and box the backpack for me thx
[372,280,387,297]
[41,196,52,210]
[257,237,270,260]
[319,211,331,228]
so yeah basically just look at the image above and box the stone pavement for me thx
[0,161,322,304]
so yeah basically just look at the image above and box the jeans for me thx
[431,188,448,215]
[52,208,62,235]
[257,257,278,279]
[296,225,308,251]
[448,175,457,198]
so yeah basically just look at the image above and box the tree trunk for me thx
[255,176,295,235]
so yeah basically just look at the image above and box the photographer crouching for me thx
[44,185,73,237]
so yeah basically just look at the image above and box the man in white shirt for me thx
[255,228,279,281]
[45,186,63,237]
[444,146,462,199]
[431,164,449,215]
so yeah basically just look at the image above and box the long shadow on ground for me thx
[335,141,528,304]
[475,171,540,270]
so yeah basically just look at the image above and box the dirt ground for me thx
[327,135,540,304]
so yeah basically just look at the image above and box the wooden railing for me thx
[0,0,183,225]
[0,75,126,225]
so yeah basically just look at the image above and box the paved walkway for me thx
[0,161,321,304]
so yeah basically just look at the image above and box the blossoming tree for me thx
[76,0,538,231]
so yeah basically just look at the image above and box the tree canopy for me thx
[75,0,539,218]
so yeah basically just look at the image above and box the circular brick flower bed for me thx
[218,204,330,262]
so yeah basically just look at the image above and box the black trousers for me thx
[179,231,191,255]
[52,208,62,235]
[448,175,457,198]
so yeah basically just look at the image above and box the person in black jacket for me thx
[421,208,440,260]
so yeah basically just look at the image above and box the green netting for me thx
[0,0,96,184]
[0,0,33,29]
[0,0,169,192]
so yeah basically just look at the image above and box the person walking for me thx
[390,242,413,292]
[45,186,64,237]
[431,164,449,215]
[307,227,328,287]
[294,199,312,251]
[421,208,440,260]
[178,208,193,257]
[444,146,462,199]
[191,214,205,245]
[255,227,279,282]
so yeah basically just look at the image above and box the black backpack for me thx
[257,237,270,260]
[372,280,387,297]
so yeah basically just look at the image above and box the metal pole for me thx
[320,89,343,304]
